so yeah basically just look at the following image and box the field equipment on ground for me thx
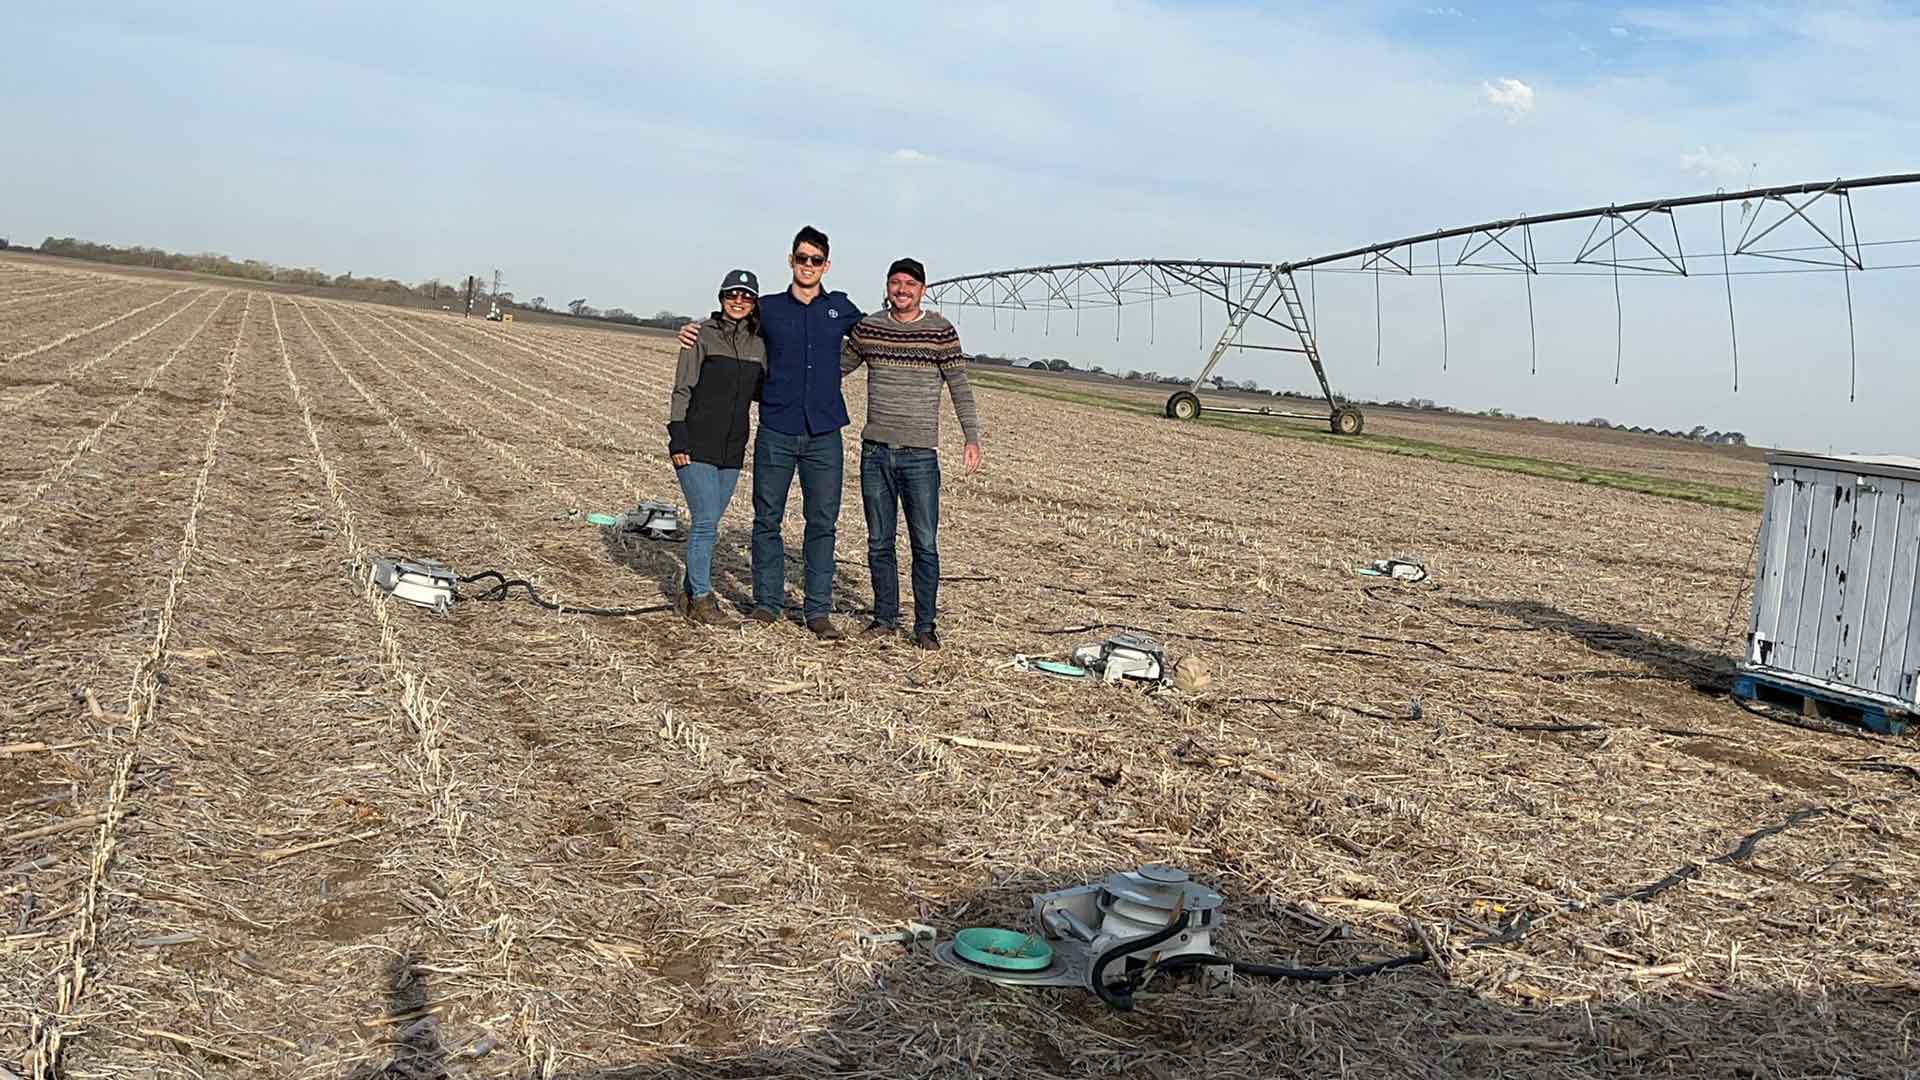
[1356,557,1428,583]
[1013,654,1091,679]
[1071,633,1170,685]
[932,865,1227,1009]
[362,556,673,618]
[369,558,459,613]
[904,802,1841,1011]
[597,500,685,544]
[1737,451,1920,734]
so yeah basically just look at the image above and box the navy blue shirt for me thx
[755,286,864,436]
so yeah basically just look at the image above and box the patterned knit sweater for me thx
[840,310,980,449]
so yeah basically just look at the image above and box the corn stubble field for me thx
[1,257,1916,1080]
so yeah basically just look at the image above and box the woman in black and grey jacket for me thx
[667,269,768,625]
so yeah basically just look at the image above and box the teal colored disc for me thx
[586,512,620,526]
[952,928,1052,971]
[1033,660,1088,678]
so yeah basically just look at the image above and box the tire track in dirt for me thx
[294,301,720,765]
[327,305,631,510]
[0,285,107,311]
[0,289,216,417]
[23,294,251,1080]
[0,272,78,295]
[465,318,671,387]
[281,299,721,1068]
[59,297,535,1078]
[2,288,195,366]
[307,305,580,512]
[273,302,468,847]
[369,312,655,450]
[0,280,135,312]
[310,301,730,767]
[296,303,890,1066]
[437,317,676,413]
[0,294,233,538]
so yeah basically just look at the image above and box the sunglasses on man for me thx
[790,253,827,267]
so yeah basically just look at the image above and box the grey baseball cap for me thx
[719,269,759,297]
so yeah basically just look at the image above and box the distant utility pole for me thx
[464,275,476,317]
[491,269,502,298]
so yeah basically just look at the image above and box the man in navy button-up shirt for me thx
[680,225,863,637]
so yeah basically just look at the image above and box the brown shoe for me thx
[860,621,897,640]
[688,594,739,628]
[914,629,941,651]
[747,607,779,625]
[807,617,844,641]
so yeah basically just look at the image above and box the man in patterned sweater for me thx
[839,257,982,650]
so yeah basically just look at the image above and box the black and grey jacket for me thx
[667,318,767,468]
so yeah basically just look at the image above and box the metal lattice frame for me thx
[925,173,1920,433]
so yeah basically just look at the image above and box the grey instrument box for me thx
[1744,451,1920,710]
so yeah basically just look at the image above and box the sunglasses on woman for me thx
[720,289,755,303]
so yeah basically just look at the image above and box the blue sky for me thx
[2,1,1916,451]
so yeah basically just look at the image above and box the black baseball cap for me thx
[886,258,926,284]
[719,268,759,297]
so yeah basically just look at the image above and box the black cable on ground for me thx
[456,571,674,617]
[1109,803,1853,1005]
[1232,953,1429,982]
[1092,912,1193,1012]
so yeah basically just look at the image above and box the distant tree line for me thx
[29,236,692,329]
[1378,397,1748,445]
[1579,418,1748,446]
[520,296,690,330]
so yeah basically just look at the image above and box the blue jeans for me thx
[751,427,843,620]
[860,441,940,634]
[674,462,740,599]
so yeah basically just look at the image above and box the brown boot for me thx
[807,616,844,641]
[688,593,739,628]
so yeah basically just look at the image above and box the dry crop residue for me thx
[0,261,1914,1080]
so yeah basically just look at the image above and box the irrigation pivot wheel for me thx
[1166,391,1202,421]
[1330,406,1364,436]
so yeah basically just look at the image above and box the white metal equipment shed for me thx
[1744,451,1920,725]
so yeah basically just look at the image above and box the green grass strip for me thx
[969,371,1762,513]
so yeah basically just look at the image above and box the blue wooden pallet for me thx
[1732,670,1911,736]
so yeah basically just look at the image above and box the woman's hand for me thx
[671,453,690,467]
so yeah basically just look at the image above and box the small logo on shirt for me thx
[828,309,839,318]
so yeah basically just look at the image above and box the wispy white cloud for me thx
[1481,77,1536,118]
[1680,146,1750,185]
[892,147,934,163]
[1424,6,1463,15]
[1609,25,1629,37]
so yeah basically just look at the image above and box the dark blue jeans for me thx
[860,441,940,634]
[673,462,740,599]
[751,427,843,620]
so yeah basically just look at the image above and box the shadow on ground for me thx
[597,524,872,624]
[346,866,1912,1080]
[1454,598,1738,693]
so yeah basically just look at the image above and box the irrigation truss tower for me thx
[925,173,1920,436]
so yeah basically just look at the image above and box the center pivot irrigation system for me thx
[925,173,1920,436]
